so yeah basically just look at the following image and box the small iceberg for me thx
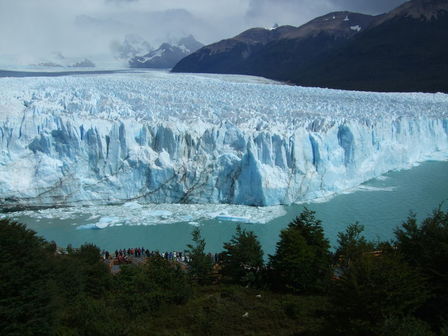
[357,185,396,192]
[95,216,121,229]
[144,210,173,217]
[76,223,101,230]
[123,201,142,209]
[215,215,252,223]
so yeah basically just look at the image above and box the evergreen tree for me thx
[185,227,213,285]
[394,208,448,331]
[0,220,56,335]
[69,243,112,299]
[221,225,264,286]
[114,255,191,316]
[380,316,435,336]
[330,251,429,335]
[335,222,375,272]
[269,208,331,293]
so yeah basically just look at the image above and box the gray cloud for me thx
[245,0,408,27]
[245,0,332,26]
[329,0,408,14]
[0,0,409,67]
[106,0,138,3]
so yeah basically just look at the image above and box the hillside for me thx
[173,0,448,93]
[172,12,374,77]
[294,0,448,92]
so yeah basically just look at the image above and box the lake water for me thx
[2,160,447,255]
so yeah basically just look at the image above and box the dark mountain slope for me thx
[171,26,296,73]
[173,0,448,93]
[172,12,374,76]
[294,0,448,92]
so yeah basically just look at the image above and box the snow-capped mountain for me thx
[0,72,447,209]
[110,34,153,61]
[129,35,203,69]
[33,52,96,68]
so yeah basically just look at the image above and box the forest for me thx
[1,207,447,336]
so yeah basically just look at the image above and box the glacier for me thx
[0,70,447,209]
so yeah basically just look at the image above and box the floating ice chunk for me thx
[123,201,142,209]
[144,210,173,217]
[179,215,194,222]
[357,185,396,192]
[76,223,101,230]
[96,216,120,229]
[215,215,253,223]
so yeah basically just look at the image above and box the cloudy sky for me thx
[0,0,408,65]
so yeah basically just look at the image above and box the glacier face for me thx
[0,71,447,209]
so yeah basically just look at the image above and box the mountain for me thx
[0,73,447,209]
[70,59,96,68]
[172,12,374,77]
[129,35,203,69]
[173,0,448,93]
[35,53,96,68]
[294,0,448,92]
[110,34,153,61]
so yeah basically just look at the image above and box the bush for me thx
[114,255,191,317]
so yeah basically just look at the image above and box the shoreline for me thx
[2,158,447,215]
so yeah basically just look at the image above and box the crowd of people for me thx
[101,247,222,265]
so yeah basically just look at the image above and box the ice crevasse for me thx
[0,72,447,209]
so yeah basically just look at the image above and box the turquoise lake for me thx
[3,160,447,256]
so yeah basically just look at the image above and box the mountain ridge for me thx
[172,0,448,93]
[172,11,375,81]
[130,35,203,69]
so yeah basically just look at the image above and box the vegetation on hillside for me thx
[0,206,447,335]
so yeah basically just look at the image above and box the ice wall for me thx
[0,72,447,208]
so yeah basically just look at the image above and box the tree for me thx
[330,251,430,335]
[394,208,448,331]
[0,220,56,335]
[380,316,435,336]
[185,227,213,285]
[68,244,112,299]
[221,225,264,286]
[335,222,375,272]
[114,255,191,316]
[57,295,125,336]
[269,208,331,293]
